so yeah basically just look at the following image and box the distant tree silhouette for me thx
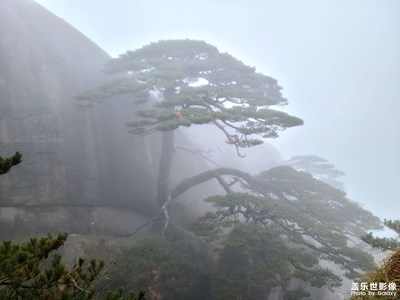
[362,219,400,250]
[284,155,346,190]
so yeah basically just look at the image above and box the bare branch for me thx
[212,120,245,158]
[176,144,222,167]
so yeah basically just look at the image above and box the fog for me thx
[1,1,399,298]
[33,0,400,220]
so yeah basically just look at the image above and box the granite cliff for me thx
[0,0,282,238]
[0,0,157,236]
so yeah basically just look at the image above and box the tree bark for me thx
[152,131,175,233]
[170,167,265,200]
[156,131,175,209]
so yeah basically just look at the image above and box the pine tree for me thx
[362,219,400,250]
[77,39,303,232]
[0,233,146,299]
[0,157,145,299]
[351,220,400,300]
[0,152,22,175]
[76,39,383,297]
[191,166,381,298]
[284,155,346,190]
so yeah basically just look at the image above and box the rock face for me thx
[0,0,157,235]
[0,0,283,237]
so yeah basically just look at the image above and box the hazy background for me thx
[32,0,400,221]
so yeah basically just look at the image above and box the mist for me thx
[32,0,400,219]
[1,0,399,298]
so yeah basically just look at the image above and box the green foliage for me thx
[74,39,380,298]
[362,219,400,251]
[257,166,381,232]
[109,236,207,300]
[210,223,340,300]
[284,155,346,190]
[0,233,98,299]
[283,289,310,300]
[362,232,400,251]
[192,166,380,296]
[384,219,400,235]
[0,156,144,299]
[0,234,143,300]
[105,289,146,300]
[77,39,303,151]
[0,152,22,175]
[211,223,292,299]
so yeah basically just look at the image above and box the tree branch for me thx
[212,120,245,157]
[170,167,260,200]
[214,174,233,194]
[176,144,222,167]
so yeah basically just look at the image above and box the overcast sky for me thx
[33,0,400,221]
